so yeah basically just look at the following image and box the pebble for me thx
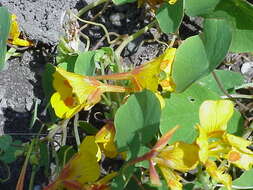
[241,62,253,78]
[109,13,125,27]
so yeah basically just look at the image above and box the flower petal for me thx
[45,136,101,189]
[196,124,210,163]
[95,124,119,158]
[199,100,234,133]
[159,48,176,92]
[205,160,232,190]
[8,14,33,47]
[159,166,182,190]
[225,134,253,154]
[50,92,83,119]
[225,134,253,170]
[134,57,162,92]
[149,160,161,186]
[157,142,199,172]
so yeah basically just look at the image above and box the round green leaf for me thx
[156,0,184,34]
[115,90,161,152]
[172,18,232,92]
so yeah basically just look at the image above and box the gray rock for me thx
[2,0,80,44]
[109,12,125,27]
[241,62,253,79]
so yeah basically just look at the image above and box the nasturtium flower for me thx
[8,14,33,47]
[92,48,176,93]
[95,123,118,158]
[50,67,129,119]
[129,126,199,190]
[44,136,101,190]
[196,100,253,190]
[159,48,176,92]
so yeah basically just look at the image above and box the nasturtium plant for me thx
[2,0,253,189]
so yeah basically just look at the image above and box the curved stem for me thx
[212,71,249,111]
[16,140,35,190]
[61,119,70,146]
[71,12,113,45]
[78,0,109,17]
[79,32,90,51]
[115,20,157,57]
[28,166,36,190]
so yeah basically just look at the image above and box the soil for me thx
[0,0,253,190]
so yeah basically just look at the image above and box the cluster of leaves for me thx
[1,0,253,190]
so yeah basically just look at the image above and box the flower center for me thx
[228,151,241,162]
[64,96,75,107]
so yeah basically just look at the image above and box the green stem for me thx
[63,146,73,166]
[72,13,113,44]
[28,166,36,190]
[62,119,70,146]
[16,140,35,190]
[78,0,109,17]
[211,71,249,111]
[221,94,253,99]
[102,94,112,106]
[74,114,81,147]
[115,20,157,57]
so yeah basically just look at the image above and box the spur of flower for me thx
[92,48,176,93]
[8,14,33,47]
[196,100,253,190]
[50,67,129,119]
[128,126,199,190]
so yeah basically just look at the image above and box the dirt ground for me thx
[0,0,253,189]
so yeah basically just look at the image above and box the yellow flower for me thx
[95,123,119,158]
[196,100,253,189]
[92,48,176,93]
[50,67,129,119]
[8,14,33,47]
[159,48,176,92]
[129,126,199,190]
[44,136,101,190]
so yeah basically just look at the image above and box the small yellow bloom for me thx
[159,48,176,92]
[8,14,33,47]
[50,67,128,119]
[196,100,253,189]
[205,160,232,190]
[154,141,199,190]
[95,123,118,158]
[129,126,199,190]
[92,48,176,93]
[44,136,100,190]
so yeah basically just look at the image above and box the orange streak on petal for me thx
[64,97,74,107]
[228,151,241,162]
